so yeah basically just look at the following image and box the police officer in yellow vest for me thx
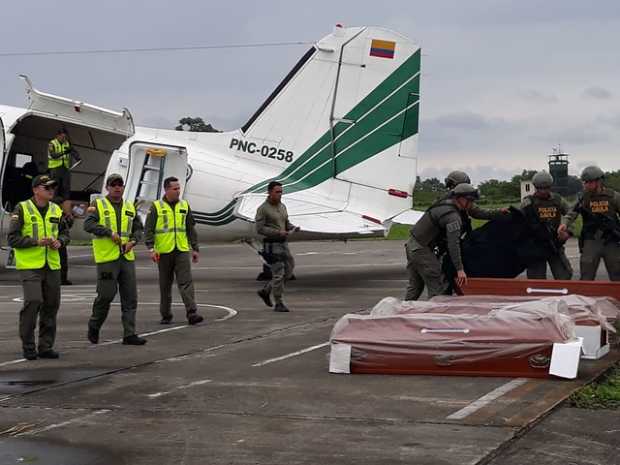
[559,166,620,281]
[84,174,146,345]
[144,176,204,325]
[48,129,80,215]
[7,175,70,360]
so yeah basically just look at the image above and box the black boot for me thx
[23,349,37,361]
[187,313,204,325]
[38,349,60,359]
[87,326,99,344]
[274,302,290,312]
[123,335,147,345]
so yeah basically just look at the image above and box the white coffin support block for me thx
[575,325,610,360]
[329,343,351,374]
[549,337,583,379]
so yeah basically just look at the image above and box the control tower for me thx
[548,146,569,196]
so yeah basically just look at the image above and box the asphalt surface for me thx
[0,239,618,465]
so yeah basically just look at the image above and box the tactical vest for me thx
[526,194,564,228]
[410,199,461,249]
[580,188,620,240]
[14,200,62,270]
[91,198,136,263]
[48,139,71,169]
[153,199,190,253]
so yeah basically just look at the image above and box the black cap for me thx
[32,174,58,189]
[105,173,124,186]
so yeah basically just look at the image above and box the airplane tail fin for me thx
[240,25,421,224]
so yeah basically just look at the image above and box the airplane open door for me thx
[20,75,134,137]
[124,142,188,220]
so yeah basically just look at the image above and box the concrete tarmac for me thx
[0,239,617,465]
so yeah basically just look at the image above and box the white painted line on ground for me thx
[146,379,212,399]
[97,324,190,346]
[16,409,110,436]
[0,303,237,365]
[99,303,237,345]
[446,378,528,420]
[0,358,26,368]
[252,342,329,367]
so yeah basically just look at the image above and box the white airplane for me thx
[0,25,422,252]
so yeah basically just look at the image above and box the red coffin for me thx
[331,313,572,378]
[457,277,620,301]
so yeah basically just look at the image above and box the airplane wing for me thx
[234,194,385,235]
[233,193,423,235]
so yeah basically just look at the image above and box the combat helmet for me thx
[580,166,605,182]
[532,171,554,189]
[445,170,471,189]
[450,183,479,201]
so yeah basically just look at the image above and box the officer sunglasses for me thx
[108,181,124,187]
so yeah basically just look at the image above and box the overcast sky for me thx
[1,0,618,184]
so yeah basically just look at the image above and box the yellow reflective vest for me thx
[153,199,190,253]
[14,200,62,270]
[48,138,71,169]
[92,198,136,263]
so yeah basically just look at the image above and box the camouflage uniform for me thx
[255,200,296,306]
[405,199,464,300]
[564,188,620,281]
[521,194,573,280]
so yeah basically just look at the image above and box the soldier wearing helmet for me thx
[444,171,471,189]
[443,170,509,224]
[435,171,509,291]
[520,171,573,280]
[559,166,620,281]
[405,183,481,300]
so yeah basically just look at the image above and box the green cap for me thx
[32,174,58,188]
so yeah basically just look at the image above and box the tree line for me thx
[415,169,620,202]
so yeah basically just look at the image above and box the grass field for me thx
[570,365,620,409]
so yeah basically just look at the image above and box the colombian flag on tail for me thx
[370,39,396,59]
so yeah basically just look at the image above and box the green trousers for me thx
[89,258,137,338]
[49,167,71,202]
[526,246,573,280]
[580,239,620,281]
[158,250,197,319]
[19,267,61,352]
[404,238,448,301]
[262,242,295,304]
